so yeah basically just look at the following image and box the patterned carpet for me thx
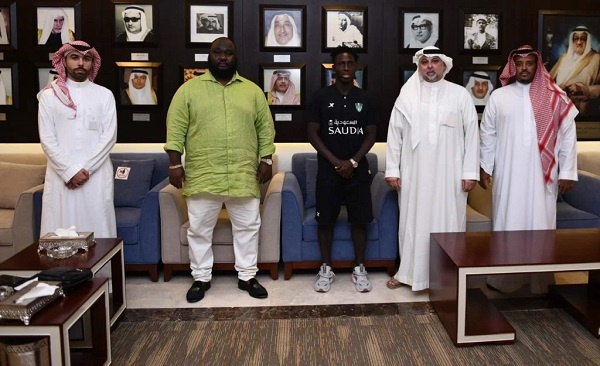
[110,303,600,366]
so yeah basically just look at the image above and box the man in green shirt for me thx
[165,37,275,303]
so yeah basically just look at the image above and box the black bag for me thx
[37,267,93,293]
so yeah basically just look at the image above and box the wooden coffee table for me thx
[0,277,110,366]
[0,238,125,326]
[430,228,600,346]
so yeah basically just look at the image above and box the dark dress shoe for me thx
[186,281,211,303]
[238,278,268,299]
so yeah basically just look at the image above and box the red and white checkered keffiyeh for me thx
[40,41,101,114]
[499,45,576,184]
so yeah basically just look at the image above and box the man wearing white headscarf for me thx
[116,6,155,42]
[37,41,117,239]
[265,13,301,47]
[37,8,75,47]
[121,69,157,105]
[197,13,222,34]
[385,46,479,291]
[550,26,600,115]
[465,14,497,50]
[329,11,362,48]
[406,15,439,48]
[0,10,9,45]
[267,70,300,105]
[481,45,578,294]
[466,71,494,106]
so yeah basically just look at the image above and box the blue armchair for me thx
[34,152,169,281]
[281,153,399,279]
[557,170,600,229]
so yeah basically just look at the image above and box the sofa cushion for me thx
[0,209,14,245]
[115,207,142,245]
[0,162,45,209]
[556,202,600,229]
[112,159,155,208]
[305,157,318,208]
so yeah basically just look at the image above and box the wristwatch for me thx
[261,158,273,166]
[349,158,358,168]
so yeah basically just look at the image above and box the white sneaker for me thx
[352,264,372,292]
[314,264,335,292]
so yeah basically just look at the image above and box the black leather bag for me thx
[37,267,93,293]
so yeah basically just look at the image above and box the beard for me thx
[208,60,237,80]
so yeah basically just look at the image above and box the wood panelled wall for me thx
[0,0,595,143]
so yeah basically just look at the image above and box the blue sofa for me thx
[281,153,399,279]
[34,152,170,281]
[557,170,600,228]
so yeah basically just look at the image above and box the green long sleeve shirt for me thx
[164,71,275,198]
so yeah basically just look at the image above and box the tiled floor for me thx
[124,267,588,309]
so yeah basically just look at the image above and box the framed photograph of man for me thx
[321,63,367,90]
[538,10,600,122]
[322,6,367,53]
[181,64,208,84]
[116,61,162,108]
[186,1,232,46]
[400,9,442,52]
[461,11,500,53]
[35,4,81,50]
[461,66,500,112]
[113,1,157,45]
[0,3,16,49]
[259,5,306,52]
[259,63,305,109]
[0,63,16,107]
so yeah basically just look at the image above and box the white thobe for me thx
[386,79,480,291]
[480,82,578,293]
[38,78,118,238]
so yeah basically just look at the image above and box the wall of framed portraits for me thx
[0,0,598,143]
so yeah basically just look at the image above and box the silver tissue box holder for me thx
[38,232,96,258]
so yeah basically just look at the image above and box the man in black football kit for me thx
[307,46,379,293]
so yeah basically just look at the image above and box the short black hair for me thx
[330,46,359,62]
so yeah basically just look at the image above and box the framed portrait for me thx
[399,64,417,87]
[461,10,501,53]
[259,63,305,109]
[181,64,208,84]
[34,3,81,50]
[186,1,232,46]
[259,5,306,52]
[113,1,158,45]
[322,6,367,52]
[400,9,442,52]
[116,61,162,108]
[321,63,367,90]
[0,62,16,107]
[538,10,600,124]
[0,2,16,49]
[461,66,500,112]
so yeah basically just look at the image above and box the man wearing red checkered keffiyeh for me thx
[480,45,578,294]
[37,41,118,241]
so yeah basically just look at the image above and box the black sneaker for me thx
[238,278,268,299]
[186,281,211,303]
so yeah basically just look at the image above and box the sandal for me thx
[386,278,403,289]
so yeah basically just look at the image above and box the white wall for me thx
[1,141,598,173]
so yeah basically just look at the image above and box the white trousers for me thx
[186,193,260,282]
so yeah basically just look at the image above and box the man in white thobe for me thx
[480,45,578,293]
[37,41,117,239]
[385,47,479,291]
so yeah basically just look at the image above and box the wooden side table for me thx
[0,278,110,365]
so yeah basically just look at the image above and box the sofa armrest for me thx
[159,182,189,264]
[13,184,44,252]
[133,177,170,264]
[281,172,304,261]
[371,172,397,219]
[259,172,283,262]
[371,173,399,257]
[467,183,493,220]
[562,170,600,217]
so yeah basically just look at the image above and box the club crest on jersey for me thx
[355,103,363,112]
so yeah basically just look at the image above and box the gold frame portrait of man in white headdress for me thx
[36,7,76,48]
